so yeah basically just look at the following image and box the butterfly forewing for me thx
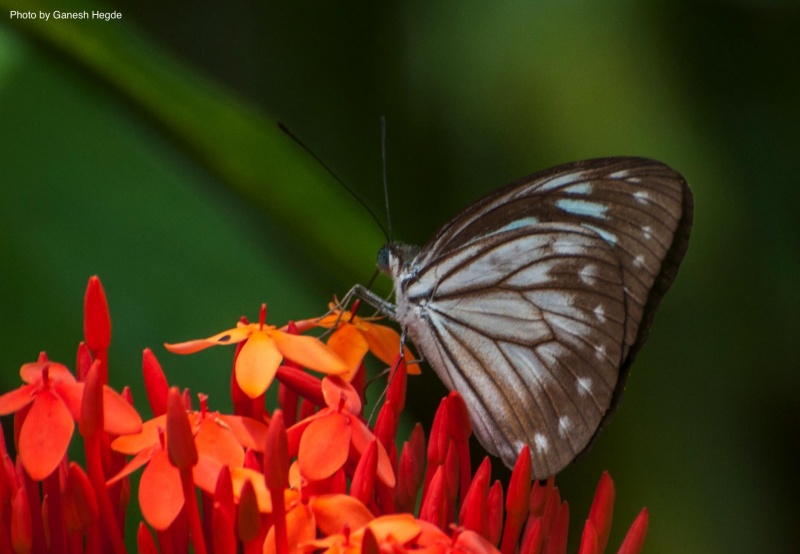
[384,157,693,478]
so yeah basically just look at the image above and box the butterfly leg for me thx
[339,284,398,319]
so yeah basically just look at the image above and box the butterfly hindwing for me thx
[399,224,627,474]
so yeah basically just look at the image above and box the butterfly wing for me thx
[391,157,693,476]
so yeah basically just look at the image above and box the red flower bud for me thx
[544,502,569,554]
[137,522,159,554]
[618,508,649,554]
[76,342,92,381]
[79,360,104,438]
[63,462,98,532]
[419,466,447,530]
[460,457,491,535]
[520,517,543,554]
[501,446,532,554]
[386,356,407,417]
[487,481,504,546]
[396,424,426,513]
[213,466,237,554]
[577,520,598,554]
[143,349,169,416]
[351,439,378,507]
[11,488,32,553]
[237,479,262,544]
[83,276,111,354]
[587,471,614,553]
[276,366,325,407]
[264,410,289,492]
[166,387,197,470]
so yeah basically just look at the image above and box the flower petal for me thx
[111,415,167,455]
[321,377,361,413]
[195,418,245,468]
[107,447,156,486]
[236,332,282,398]
[20,362,76,384]
[19,391,74,480]
[362,323,421,375]
[230,468,273,513]
[139,449,183,531]
[298,413,351,482]
[264,503,315,554]
[193,455,227,496]
[215,414,269,452]
[358,514,420,545]
[0,384,36,415]
[310,494,374,536]
[454,530,501,554]
[326,325,370,381]
[271,332,348,376]
[164,326,254,355]
[53,381,84,421]
[102,385,143,435]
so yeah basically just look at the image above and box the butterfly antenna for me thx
[278,122,390,242]
[381,116,393,243]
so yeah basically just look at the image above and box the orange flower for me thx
[301,513,424,554]
[288,377,395,488]
[165,304,348,398]
[293,302,420,379]
[109,397,270,529]
[0,360,141,480]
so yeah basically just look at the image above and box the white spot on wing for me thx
[634,191,650,204]
[582,224,618,245]
[564,183,593,195]
[594,304,606,323]
[534,433,549,453]
[595,344,606,361]
[577,377,593,396]
[633,254,645,268]
[642,226,652,240]
[538,172,584,192]
[610,170,630,178]
[580,265,598,286]
[558,416,571,438]
[556,199,609,219]
[470,217,541,245]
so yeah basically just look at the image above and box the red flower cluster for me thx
[0,277,649,553]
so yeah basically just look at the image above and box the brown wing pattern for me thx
[390,158,693,477]
[399,225,626,476]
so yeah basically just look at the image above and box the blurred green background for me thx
[1,0,798,552]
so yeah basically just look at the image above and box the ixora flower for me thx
[303,513,499,554]
[0,358,141,480]
[165,304,348,398]
[0,277,654,554]
[292,301,421,379]
[108,391,270,530]
[288,376,395,488]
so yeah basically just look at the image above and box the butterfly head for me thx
[377,243,420,277]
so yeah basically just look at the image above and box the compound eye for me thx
[377,244,391,271]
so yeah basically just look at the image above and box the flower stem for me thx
[84,436,127,554]
[180,469,208,554]
[22,470,47,554]
[43,468,66,553]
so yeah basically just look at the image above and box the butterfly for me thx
[352,157,693,479]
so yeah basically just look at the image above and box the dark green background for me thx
[1,1,798,552]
